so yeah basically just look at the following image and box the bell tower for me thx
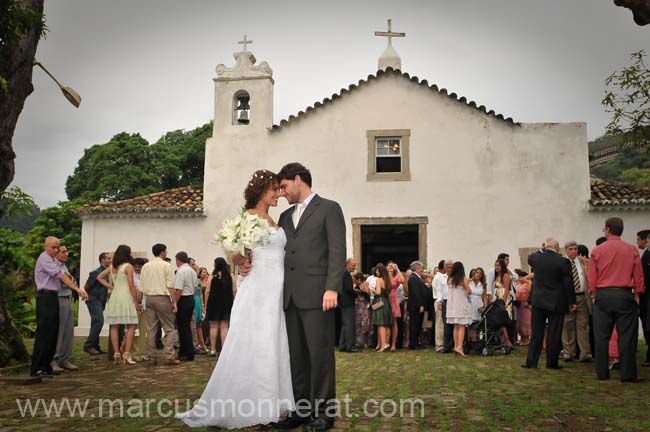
[203,36,274,219]
[212,35,274,133]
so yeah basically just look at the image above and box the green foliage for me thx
[592,147,650,186]
[65,122,210,202]
[0,0,47,44]
[619,167,650,187]
[602,50,650,148]
[0,227,36,337]
[25,199,86,283]
[0,186,39,233]
[0,0,47,94]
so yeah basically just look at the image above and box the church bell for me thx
[236,95,250,125]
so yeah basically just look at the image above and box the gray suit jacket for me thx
[279,194,346,310]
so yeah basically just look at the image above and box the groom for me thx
[274,162,346,431]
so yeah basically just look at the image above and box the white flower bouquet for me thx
[215,209,273,256]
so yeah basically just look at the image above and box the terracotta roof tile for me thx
[590,177,650,210]
[78,186,204,218]
[270,67,517,131]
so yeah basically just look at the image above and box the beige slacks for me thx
[562,293,591,360]
[144,295,176,360]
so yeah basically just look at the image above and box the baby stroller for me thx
[472,299,514,356]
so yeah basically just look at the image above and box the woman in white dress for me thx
[446,261,472,356]
[468,267,486,323]
[177,170,295,429]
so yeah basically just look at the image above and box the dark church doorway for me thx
[360,224,419,274]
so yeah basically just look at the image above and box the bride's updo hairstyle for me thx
[244,169,278,209]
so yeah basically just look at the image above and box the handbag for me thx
[371,299,385,311]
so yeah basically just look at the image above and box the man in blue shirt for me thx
[83,252,112,355]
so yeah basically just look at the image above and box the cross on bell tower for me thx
[374,19,405,71]
[238,34,253,51]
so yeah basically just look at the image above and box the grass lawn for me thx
[1,337,649,431]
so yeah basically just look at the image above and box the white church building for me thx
[75,26,650,335]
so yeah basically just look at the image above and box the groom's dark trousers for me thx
[285,299,336,419]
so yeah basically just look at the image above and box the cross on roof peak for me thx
[374,19,405,47]
[238,34,253,51]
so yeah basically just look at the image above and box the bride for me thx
[177,169,295,429]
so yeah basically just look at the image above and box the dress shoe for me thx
[520,364,536,369]
[621,377,645,383]
[579,356,594,363]
[562,357,573,363]
[60,361,79,371]
[84,347,100,355]
[271,414,311,429]
[164,358,181,366]
[148,359,157,366]
[178,356,195,362]
[547,365,563,370]
[304,416,334,431]
[51,362,65,373]
[30,370,55,378]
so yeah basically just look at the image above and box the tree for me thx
[0,0,46,191]
[614,0,650,26]
[0,187,38,367]
[65,123,210,202]
[25,199,85,283]
[65,132,163,202]
[602,50,650,148]
[153,122,211,189]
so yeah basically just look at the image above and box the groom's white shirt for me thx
[293,191,317,219]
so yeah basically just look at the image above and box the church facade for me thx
[75,36,650,335]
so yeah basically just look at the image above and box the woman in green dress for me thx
[371,263,393,352]
[98,245,142,364]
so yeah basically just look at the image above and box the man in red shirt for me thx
[588,217,645,382]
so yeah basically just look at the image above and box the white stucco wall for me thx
[76,216,209,336]
[204,71,647,271]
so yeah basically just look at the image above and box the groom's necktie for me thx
[571,260,581,293]
[293,203,303,228]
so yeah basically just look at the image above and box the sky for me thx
[10,0,650,208]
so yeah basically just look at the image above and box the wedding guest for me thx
[97,245,142,365]
[432,260,446,352]
[366,267,379,349]
[388,262,405,351]
[589,217,645,382]
[636,230,650,367]
[353,272,370,348]
[446,262,472,356]
[140,243,179,366]
[339,260,359,352]
[174,251,198,361]
[486,253,513,302]
[434,260,454,353]
[131,257,148,362]
[514,270,532,346]
[83,252,112,356]
[205,257,236,356]
[407,261,428,350]
[402,272,413,348]
[371,263,393,352]
[493,258,513,348]
[523,237,575,370]
[52,246,88,373]
[195,267,209,354]
[561,241,593,362]
[30,237,82,378]
[468,267,486,323]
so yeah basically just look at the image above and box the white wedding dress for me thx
[177,228,295,429]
